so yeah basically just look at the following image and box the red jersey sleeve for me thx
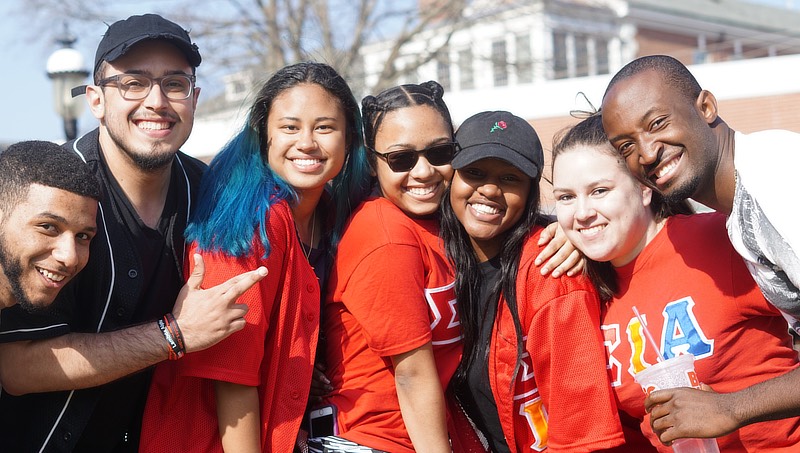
[519,232,624,452]
[177,203,293,386]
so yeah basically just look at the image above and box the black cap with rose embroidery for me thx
[452,110,544,179]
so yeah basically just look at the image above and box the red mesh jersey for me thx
[140,200,320,452]
[485,226,624,452]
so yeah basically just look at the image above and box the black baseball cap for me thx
[94,14,201,74]
[453,111,544,179]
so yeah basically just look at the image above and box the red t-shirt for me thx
[484,226,625,452]
[602,214,800,451]
[322,197,462,453]
[139,200,319,452]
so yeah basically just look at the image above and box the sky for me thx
[0,0,795,145]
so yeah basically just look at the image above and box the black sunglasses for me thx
[370,142,460,172]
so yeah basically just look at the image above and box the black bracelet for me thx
[165,312,186,358]
[158,315,185,360]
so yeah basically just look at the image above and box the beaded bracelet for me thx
[157,313,186,360]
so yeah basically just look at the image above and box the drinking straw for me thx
[632,306,666,362]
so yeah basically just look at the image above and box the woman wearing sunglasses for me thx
[309,81,473,453]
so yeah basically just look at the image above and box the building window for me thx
[595,38,609,75]
[437,50,451,91]
[553,31,568,79]
[492,39,508,87]
[693,50,708,64]
[458,49,474,90]
[551,31,609,79]
[224,75,251,102]
[694,34,708,64]
[516,34,532,84]
[575,34,589,77]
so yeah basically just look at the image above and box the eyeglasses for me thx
[96,73,197,101]
[370,142,459,172]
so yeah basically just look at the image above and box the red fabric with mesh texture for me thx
[139,200,319,452]
[489,226,624,452]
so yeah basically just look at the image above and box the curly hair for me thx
[0,140,101,213]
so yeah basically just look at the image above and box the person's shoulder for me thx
[740,129,800,141]
[63,128,102,163]
[517,224,597,294]
[266,198,294,230]
[240,198,295,256]
[339,197,420,250]
[0,304,71,342]
[349,197,415,231]
[519,224,549,262]
[668,212,726,231]
[176,151,208,179]
[665,213,733,255]
[736,130,800,162]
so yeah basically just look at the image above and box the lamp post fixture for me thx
[46,23,89,142]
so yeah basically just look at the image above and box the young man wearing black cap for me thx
[0,14,266,452]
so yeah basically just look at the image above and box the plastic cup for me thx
[634,354,720,453]
[669,438,720,453]
[634,354,699,394]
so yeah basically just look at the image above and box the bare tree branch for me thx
[370,0,467,92]
[342,0,379,71]
[14,0,475,97]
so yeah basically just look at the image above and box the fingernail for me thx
[257,267,268,276]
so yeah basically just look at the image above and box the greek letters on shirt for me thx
[602,296,715,387]
[515,341,548,452]
[426,282,463,345]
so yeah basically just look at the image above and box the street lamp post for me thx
[46,23,89,142]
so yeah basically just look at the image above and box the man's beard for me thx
[124,147,175,172]
[0,232,38,312]
[659,173,702,206]
[106,127,176,172]
[121,145,175,172]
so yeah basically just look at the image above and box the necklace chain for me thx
[300,211,315,262]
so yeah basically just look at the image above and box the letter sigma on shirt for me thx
[426,282,462,345]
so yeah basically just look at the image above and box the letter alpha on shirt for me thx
[602,296,715,382]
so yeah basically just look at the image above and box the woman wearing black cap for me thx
[440,111,626,452]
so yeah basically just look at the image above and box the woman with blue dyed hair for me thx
[139,62,372,453]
